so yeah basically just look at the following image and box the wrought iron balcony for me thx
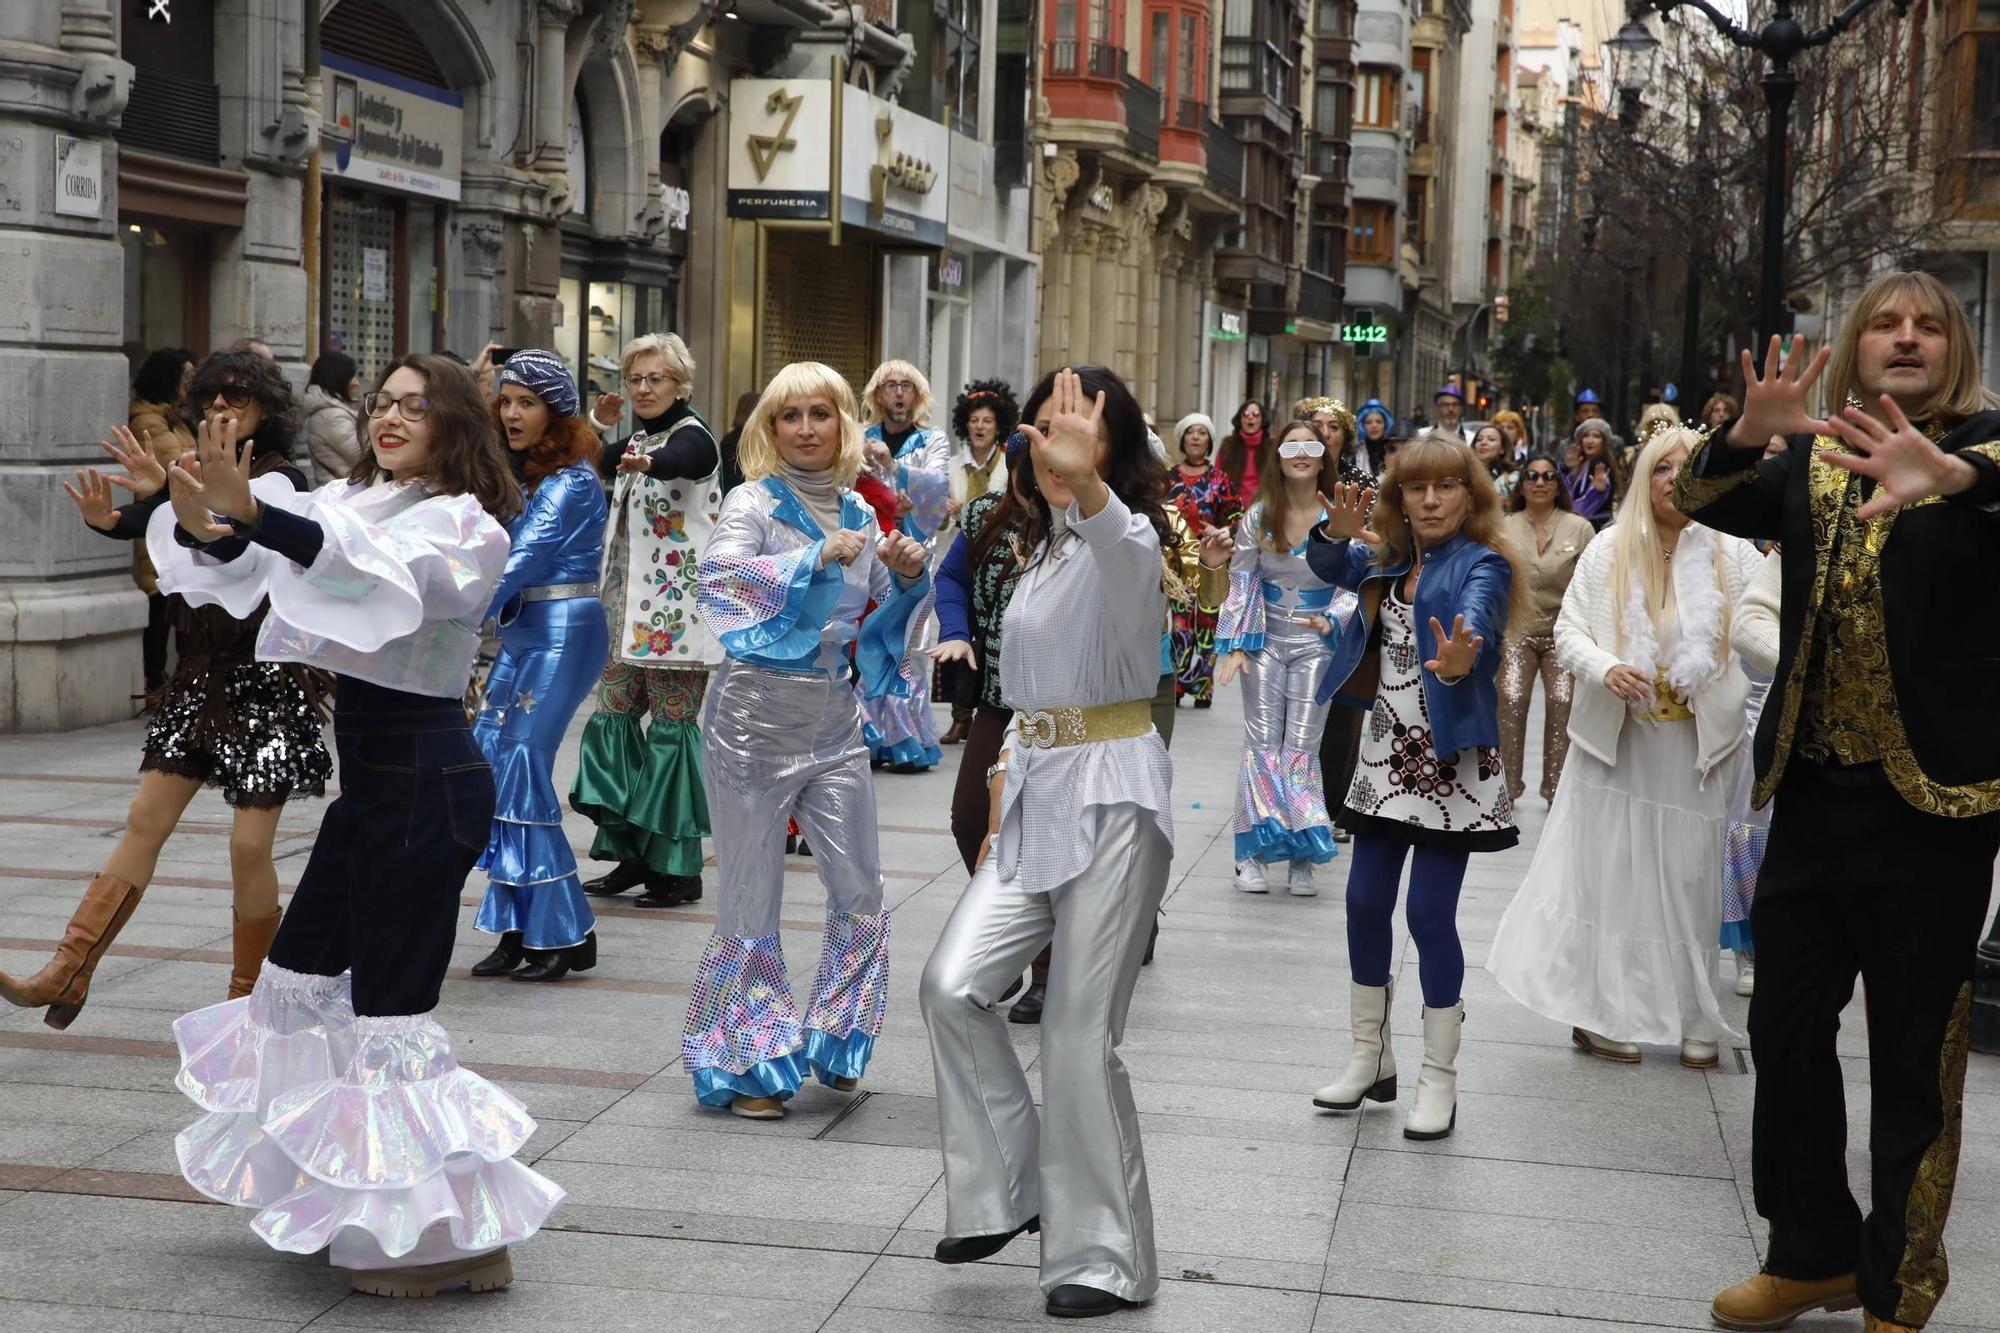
[1123,75,1161,160]
[1205,120,1245,195]
[1177,97,1207,130]
[1299,268,1340,323]
[1047,38,1126,79]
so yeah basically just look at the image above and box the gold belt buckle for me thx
[1017,709,1057,749]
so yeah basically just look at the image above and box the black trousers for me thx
[950,705,1014,875]
[1750,763,2000,1327]
[1318,699,1365,812]
[267,678,495,1017]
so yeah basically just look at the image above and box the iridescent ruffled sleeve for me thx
[697,491,843,661]
[143,472,303,619]
[263,489,510,653]
[1212,516,1266,655]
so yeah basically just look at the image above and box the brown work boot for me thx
[0,873,145,1030]
[1711,1271,1859,1330]
[348,1247,513,1298]
[228,908,283,1000]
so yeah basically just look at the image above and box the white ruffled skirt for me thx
[1487,717,1740,1046]
[172,961,565,1269]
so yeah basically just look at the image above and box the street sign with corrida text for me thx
[1341,323,1390,345]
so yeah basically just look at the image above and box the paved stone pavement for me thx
[0,689,1996,1332]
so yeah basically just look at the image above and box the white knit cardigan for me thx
[1554,523,1765,785]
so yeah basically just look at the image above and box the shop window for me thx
[324,190,398,379]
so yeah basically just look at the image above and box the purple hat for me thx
[1434,384,1464,402]
[496,348,580,418]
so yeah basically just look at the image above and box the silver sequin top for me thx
[995,489,1174,891]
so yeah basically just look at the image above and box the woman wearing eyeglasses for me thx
[151,354,564,1297]
[570,335,725,910]
[5,352,331,1028]
[463,351,611,982]
[1206,420,1348,897]
[1304,433,1520,1141]
[1489,424,1761,1071]
[1497,452,1597,804]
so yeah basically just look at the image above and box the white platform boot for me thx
[1312,981,1397,1111]
[1404,1002,1462,1141]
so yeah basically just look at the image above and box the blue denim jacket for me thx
[1306,530,1511,761]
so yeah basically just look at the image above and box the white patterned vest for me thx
[603,414,725,667]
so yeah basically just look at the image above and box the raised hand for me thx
[186,413,257,523]
[615,447,653,475]
[879,529,928,579]
[100,426,166,499]
[1603,663,1651,705]
[820,528,867,568]
[1818,395,1982,520]
[592,391,626,427]
[165,454,234,544]
[862,437,894,475]
[1315,483,1380,544]
[1197,523,1234,568]
[1728,334,1830,450]
[1590,459,1610,492]
[61,468,121,531]
[1214,649,1250,688]
[1425,614,1484,678]
[1017,368,1107,507]
[928,638,978,669]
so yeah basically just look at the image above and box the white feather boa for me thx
[1618,524,1727,696]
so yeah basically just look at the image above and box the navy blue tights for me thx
[1344,829,1470,1008]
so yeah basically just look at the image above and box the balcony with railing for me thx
[1044,36,1129,125]
[1310,133,1349,198]
[1298,268,1340,324]
[1220,38,1298,133]
[1159,94,1208,171]
[1123,75,1161,160]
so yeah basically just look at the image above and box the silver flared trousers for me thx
[919,803,1173,1301]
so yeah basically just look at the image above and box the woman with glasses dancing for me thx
[919,365,1178,1320]
[1497,452,1597,804]
[1306,434,1520,1141]
[3,352,331,1028]
[465,351,611,982]
[1489,424,1761,1070]
[152,354,564,1297]
[685,362,931,1119]
[571,335,724,909]
[1207,419,1348,898]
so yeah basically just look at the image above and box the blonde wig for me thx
[619,333,695,400]
[1369,432,1526,632]
[737,361,866,487]
[860,358,936,428]
[1824,269,1998,425]
[1607,426,1718,654]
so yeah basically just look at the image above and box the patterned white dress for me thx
[1341,584,1516,848]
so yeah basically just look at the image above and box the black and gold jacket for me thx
[1674,413,2000,815]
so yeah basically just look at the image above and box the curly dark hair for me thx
[132,347,193,407]
[186,350,298,464]
[975,365,1176,573]
[949,378,1020,445]
[352,354,522,521]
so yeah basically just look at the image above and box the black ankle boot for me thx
[582,861,647,897]
[1046,1284,1138,1318]
[933,1215,1038,1264]
[635,874,702,909]
[1008,982,1046,1025]
[470,931,525,977]
[512,932,594,982]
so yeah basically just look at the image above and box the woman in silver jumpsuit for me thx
[684,361,931,1120]
[920,366,1178,1320]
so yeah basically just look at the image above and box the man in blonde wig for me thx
[857,358,953,771]
[1677,271,2000,1333]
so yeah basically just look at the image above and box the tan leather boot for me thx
[0,874,145,1030]
[228,908,283,1000]
[1710,1271,1859,1330]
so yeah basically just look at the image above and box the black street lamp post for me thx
[1610,0,1912,351]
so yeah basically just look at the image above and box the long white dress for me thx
[1487,604,1740,1046]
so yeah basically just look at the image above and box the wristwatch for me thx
[984,760,1008,782]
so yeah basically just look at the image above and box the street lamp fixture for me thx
[1606,17,1659,122]
[1625,0,1912,349]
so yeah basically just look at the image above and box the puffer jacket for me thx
[302,383,364,486]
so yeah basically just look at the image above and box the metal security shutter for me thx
[117,70,221,164]
[325,190,397,379]
[321,0,453,86]
[760,231,877,393]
